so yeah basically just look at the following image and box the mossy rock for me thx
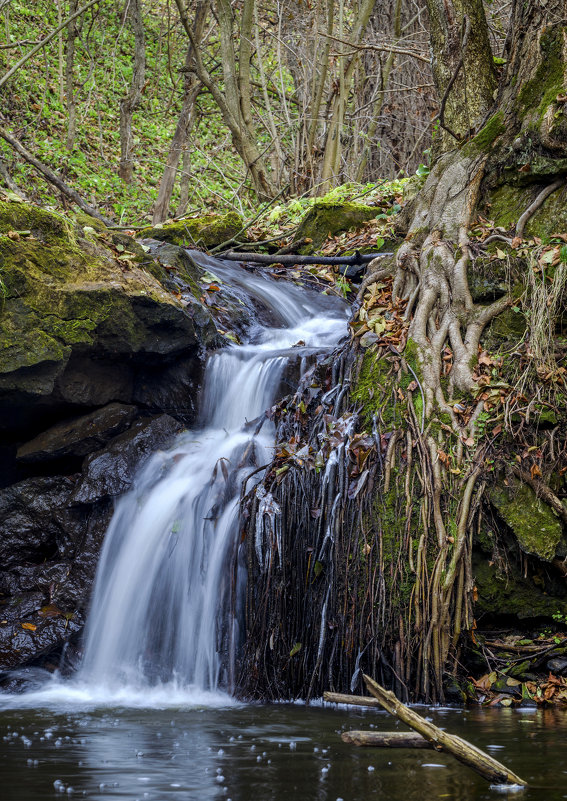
[0,201,218,412]
[140,212,242,249]
[473,555,567,620]
[295,201,379,254]
[489,480,563,562]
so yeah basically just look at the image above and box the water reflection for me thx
[0,703,566,800]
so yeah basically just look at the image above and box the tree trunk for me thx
[378,0,567,700]
[119,0,145,184]
[152,3,207,225]
[65,0,78,151]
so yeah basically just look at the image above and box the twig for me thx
[318,30,430,63]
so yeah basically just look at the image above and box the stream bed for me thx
[0,699,566,800]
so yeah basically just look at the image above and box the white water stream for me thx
[1,256,348,708]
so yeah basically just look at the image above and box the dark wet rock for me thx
[16,402,137,463]
[72,414,182,503]
[0,477,78,568]
[547,657,567,674]
[0,598,83,671]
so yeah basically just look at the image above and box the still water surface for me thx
[0,699,566,801]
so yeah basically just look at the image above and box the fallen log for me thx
[342,731,433,749]
[217,250,393,267]
[362,675,526,786]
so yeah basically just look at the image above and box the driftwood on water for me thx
[326,675,527,787]
[342,731,433,749]
[217,250,393,266]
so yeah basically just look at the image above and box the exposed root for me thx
[515,178,566,240]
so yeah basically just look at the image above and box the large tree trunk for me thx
[370,0,567,700]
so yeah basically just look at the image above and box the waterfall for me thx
[75,256,348,698]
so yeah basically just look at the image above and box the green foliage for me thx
[0,1,248,223]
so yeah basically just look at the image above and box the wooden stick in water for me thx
[361,675,526,786]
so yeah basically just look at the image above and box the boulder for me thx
[16,402,137,463]
[0,200,219,433]
[71,414,182,503]
[489,479,563,562]
[140,211,242,248]
[294,201,379,253]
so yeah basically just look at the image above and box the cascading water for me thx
[72,255,348,701]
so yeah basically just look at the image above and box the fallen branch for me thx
[218,250,393,267]
[0,126,113,225]
[324,691,383,708]
[362,675,526,786]
[342,731,433,748]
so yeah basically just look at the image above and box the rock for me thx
[72,414,182,503]
[16,402,137,463]
[547,657,567,675]
[294,201,379,253]
[140,211,242,248]
[489,479,563,562]
[0,477,78,568]
[0,200,218,433]
[0,596,83,670]
[360,331,380,348]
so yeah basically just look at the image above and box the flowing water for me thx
[1,257,567,799]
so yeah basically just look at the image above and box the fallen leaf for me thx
[21,622,36,631]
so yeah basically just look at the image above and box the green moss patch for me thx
[489,480,563,562]
[140,212,242,249]
[295,201,379,253]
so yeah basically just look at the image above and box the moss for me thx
[484,304,526,348]
[469,112,506,153]
[350,350,398,427]
[0,202,70,242]
[0,201,218,392]
[295,201,379,253]
[518,27,565,120]
[489,480,562,562]
[140,212,242,249]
